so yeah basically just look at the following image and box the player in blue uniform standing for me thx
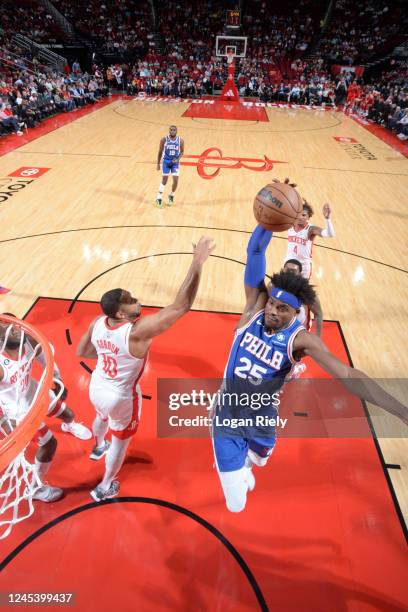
[213,222,408,513]
[156,125,184,208]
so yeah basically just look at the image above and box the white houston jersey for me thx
[0,341,35,413]
[285,224,313,276]
[296,305,311,331]
[91,316,146,395]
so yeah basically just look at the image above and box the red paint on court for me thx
[0,298,406,612]
[183,100,269,122]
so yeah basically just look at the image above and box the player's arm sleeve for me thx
[310,219,335,238]
[235,225,272,329]
[293,332,408,424]
[76,320,98,358]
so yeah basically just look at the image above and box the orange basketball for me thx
[253,182,303,231]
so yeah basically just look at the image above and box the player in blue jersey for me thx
[156,125,184,208]
[212,223,408,513]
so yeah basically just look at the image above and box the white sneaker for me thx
[90,480,119,502]
[33,484,64,502]
[61,421,92,440]
[245,467,256,492]
[16,131,23,136]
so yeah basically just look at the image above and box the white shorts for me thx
[89,379,142,439]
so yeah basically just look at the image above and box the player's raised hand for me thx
[193,236,216,264]
[323,203,331,218]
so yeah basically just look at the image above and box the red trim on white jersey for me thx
[110,356,146,440]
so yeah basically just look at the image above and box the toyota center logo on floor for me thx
[8,167,50,178]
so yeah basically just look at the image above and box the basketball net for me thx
[0,317,58,539]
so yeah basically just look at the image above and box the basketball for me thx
[253,182,303,232]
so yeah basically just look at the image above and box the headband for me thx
[270,287,301,309]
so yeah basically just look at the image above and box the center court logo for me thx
[181,147,287,179]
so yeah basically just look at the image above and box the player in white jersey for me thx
[0,316,91,502]
[278,177,334,279]
[77,236,215,502]
[282,259,323,336]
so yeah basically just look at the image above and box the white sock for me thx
[92,415,109,448]
[170,192,174,197]
[156,183,165,199]
[218,467,248,513]
[245,455,254,469]
[99,435,131,491]
[34,458,51,482]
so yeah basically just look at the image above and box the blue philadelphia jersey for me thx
[162,135,180,160]
[161,135,181,175]
[212,310,304,472]
[225,309,303,385]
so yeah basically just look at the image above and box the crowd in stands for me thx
[125,56,226,96]
[345,60,408,140]
[0,0,407,143]
[159,0,224,62]
[243,0,322,61]
[52,0,153,55]
[319,0,407,65]
[0,45,107,137]
[1,0,66,44]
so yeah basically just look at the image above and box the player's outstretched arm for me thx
[238,225,272,329]
[157,137,165,171]
[309,204,335,239]
[132,236,215,341]
[77,319,98,359]
[293,331,408,425]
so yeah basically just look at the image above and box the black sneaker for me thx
[89,440,111,460]
[90,480,120,502]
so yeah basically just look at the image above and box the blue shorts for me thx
[162,158,180,176]
[211,393,278,471]
[213,435,276,472]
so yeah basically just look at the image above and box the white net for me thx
[0,319,58,539]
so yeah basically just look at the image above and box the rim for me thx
[0,315,54,472]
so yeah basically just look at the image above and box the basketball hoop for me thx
[0,315,55,539]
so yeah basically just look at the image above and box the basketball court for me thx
[0,89,407,611]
